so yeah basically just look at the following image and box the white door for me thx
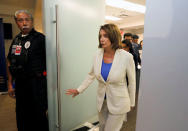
[43,0,105,130]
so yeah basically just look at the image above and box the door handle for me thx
[54,4,62,131]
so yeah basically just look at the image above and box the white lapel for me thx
[96,49,120,83]
[98,49,105,82]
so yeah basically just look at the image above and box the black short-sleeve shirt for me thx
[7,28,46,76]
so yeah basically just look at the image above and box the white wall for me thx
[136,0,188,131]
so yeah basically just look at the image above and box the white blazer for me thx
[77,49,136,114]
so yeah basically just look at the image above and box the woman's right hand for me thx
[65,89,79,98]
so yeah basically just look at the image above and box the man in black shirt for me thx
[124,33,141,94]
[6,10,48,131]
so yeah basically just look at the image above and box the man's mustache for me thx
[22,26,29,30]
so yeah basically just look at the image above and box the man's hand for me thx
[8,84,15,98]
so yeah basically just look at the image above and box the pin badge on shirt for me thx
[15,45,22,55]
[24,41,31,49]
[11,45,17,54]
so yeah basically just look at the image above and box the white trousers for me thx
[98,100,125,131]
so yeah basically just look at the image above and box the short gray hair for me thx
[14,10,33,21]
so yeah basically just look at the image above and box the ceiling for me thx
[0,0,146,32]
[105,0,146,32]
[126,0,145,5]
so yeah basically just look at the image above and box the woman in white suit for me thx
[66,24,136,131]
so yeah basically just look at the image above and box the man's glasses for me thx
[16,18,32,23]
[125,39,132,41]
[122,45,128,48]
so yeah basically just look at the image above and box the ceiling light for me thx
[105,16,122,21]
[106,0,146,14]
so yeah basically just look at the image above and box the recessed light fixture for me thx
[105,16,122,21]
[106,0,146,14]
